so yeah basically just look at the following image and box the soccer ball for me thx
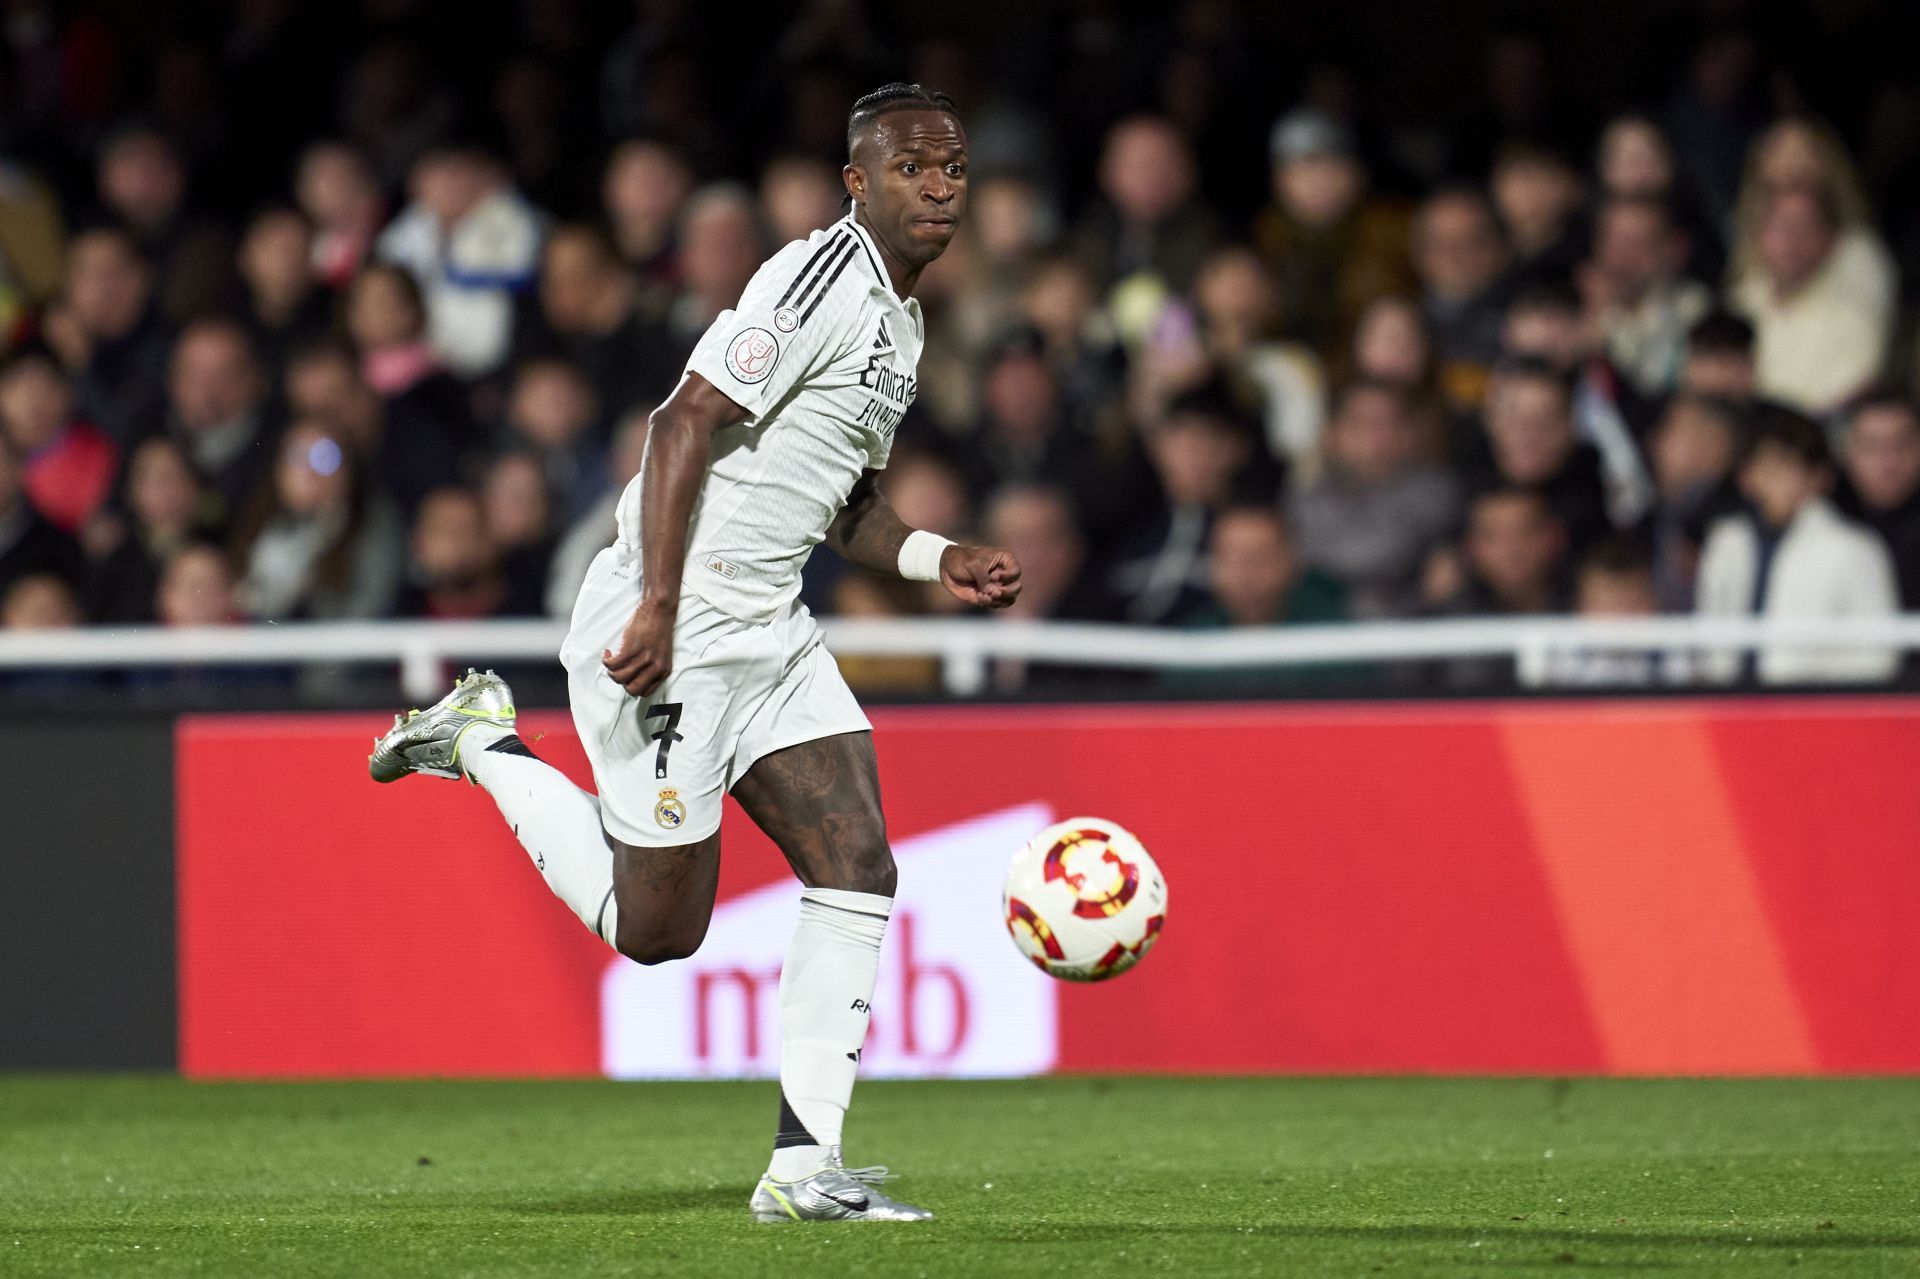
[1003,817,1167,982]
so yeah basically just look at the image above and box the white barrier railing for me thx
[0,614,1915,699]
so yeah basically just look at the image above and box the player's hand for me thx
[940,544,1022,609]
[603,598,677,696]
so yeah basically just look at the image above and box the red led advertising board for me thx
[178,700,1920,1078]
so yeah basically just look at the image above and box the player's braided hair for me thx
[846,82,958,156]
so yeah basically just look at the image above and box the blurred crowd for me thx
[1,0,1918,692]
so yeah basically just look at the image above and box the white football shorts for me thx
[560,546,870,847]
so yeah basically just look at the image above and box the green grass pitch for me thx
[1,1077,1916,1277]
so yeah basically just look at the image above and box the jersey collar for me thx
[839,213,889,289]
[841,213,923,328]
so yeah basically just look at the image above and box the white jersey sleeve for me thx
[686,231,868,420]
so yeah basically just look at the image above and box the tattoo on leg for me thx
[733,733,894,892]
[629,845,705,894]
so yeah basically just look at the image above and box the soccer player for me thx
[370,84,1017,1222]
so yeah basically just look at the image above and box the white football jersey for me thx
[614,213,924,623]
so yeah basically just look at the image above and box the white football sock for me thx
[767,887,892,1181]
[461,726,620,947]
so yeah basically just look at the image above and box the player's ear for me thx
[843,162,863,205]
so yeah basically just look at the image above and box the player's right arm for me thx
[602,372,747,696]
[604,231,863,694]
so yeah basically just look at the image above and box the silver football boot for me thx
[750,1148,934,1223]
[368,668,517,783]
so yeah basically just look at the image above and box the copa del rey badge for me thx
[725,327,779,384]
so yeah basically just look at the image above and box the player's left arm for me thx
[826,470,1021,609]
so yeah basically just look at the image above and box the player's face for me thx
[850,110,968,265]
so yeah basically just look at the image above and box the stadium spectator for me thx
[0,345,117,534]
[89,436,208,623]
[230,419,403,622]
[516,224,679,420]
[1292,379,1459,619]
[0,571,81,630]
[1250,107,1411,356]
[1696,405,1898,684]
[1732,186,1892,416]
[155,542,238,627]
[0,153,65,311]
[236,205,330,382]
[1680,309,1758,401]
[1642,393,1745,612]
[1836,391,1920,610]
[93,124,239,324]
[283,338,463,518]
[1103,386,1266,625]
[1470,356,1610,552]
[1580,194,1711,398]
[294,141,386,291]
[1730,116,1894,294]
[44,226,170,446]
[1345,295,1448,450]
[1191,245,1326,472]
[400,486,524,619]
[1165,502,1351,691]
[759,153,846,248]
[1597,115,1677,200]
[982,484,1104,692]
[162,317,275,530]
[377,142,542,378]
[1016,255,1127,441]
[1540,537,1695,688]
[1593,113,1724,282]
[546,407,650,619]
[1499,281,1652,527]
[502,356,605,523]
[961,328,1088,505]
[1187,503,1345,628]
[344,263,474,459]
[1437,486,1571,617]
[1490,141,1584,287]
[1575,537,1659,617]
[1412,187,1510,409]
[480,450,556,613]
[983,485,1096,624]
[669,185,762,348]
[1076,116,1219,311]
[1430,486,1571,689]
[0,436,84,601]
[600,138,696,283]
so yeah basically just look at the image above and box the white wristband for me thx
[897,530,955,582]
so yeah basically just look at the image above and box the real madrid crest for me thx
[654,787,687,829]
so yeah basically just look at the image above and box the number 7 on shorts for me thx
[643,702,684,780]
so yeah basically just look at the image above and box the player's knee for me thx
[614,920,704,966]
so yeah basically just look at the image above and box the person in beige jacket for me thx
[1695,405,1899,684]
[1729,187,1894,416]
